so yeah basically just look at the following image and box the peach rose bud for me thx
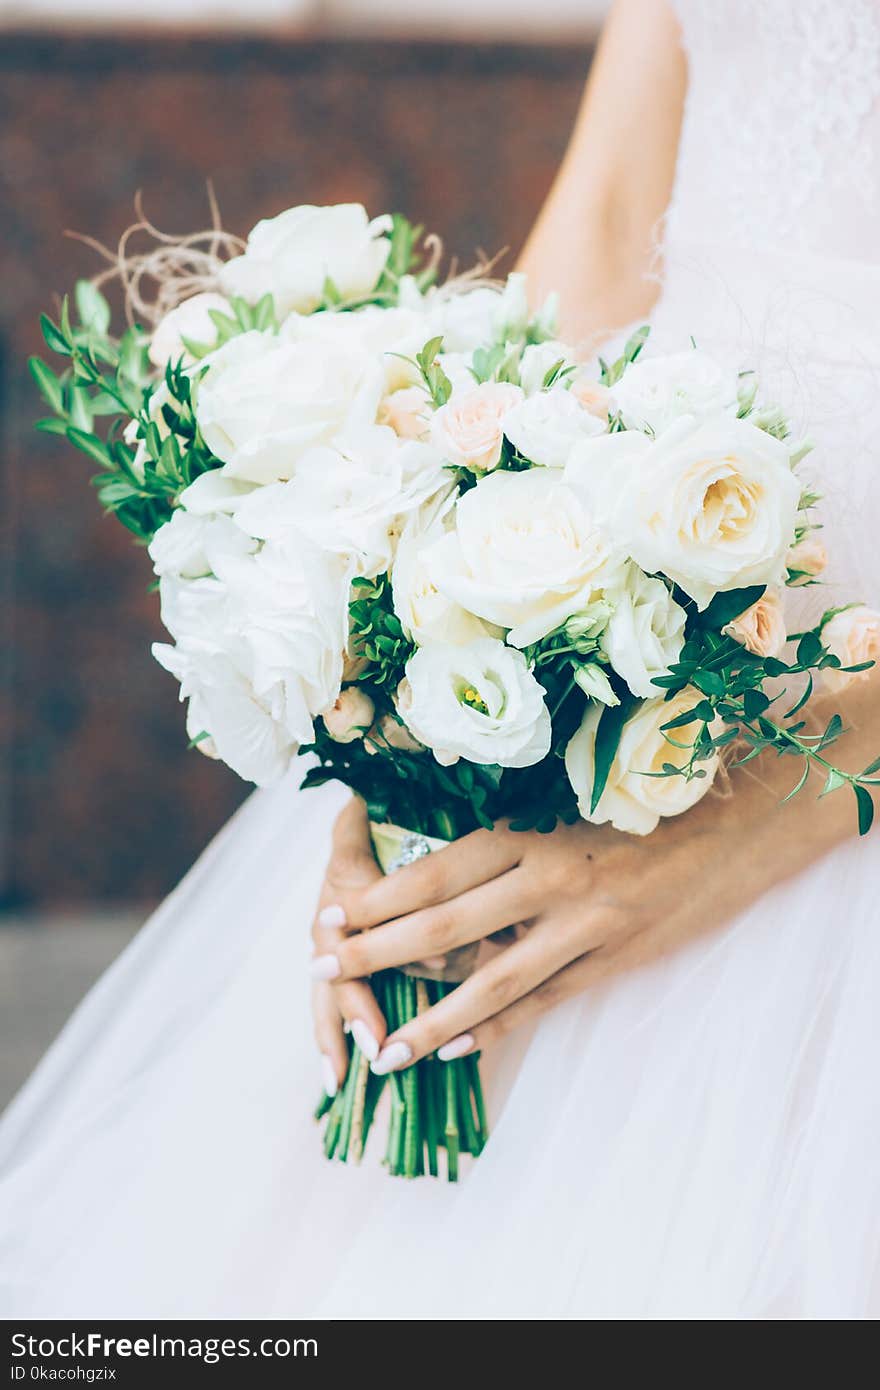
[322,687,376,744]
[378,385,429,441]
[786,533,828,585]
[724,587,788,658]
[821,606,880,693]
[570,375,612,420]
[430,381,524,473]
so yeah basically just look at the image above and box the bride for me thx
[2,0,879,1320]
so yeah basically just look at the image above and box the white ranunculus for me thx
[232,425,450,578]
[602,564,687,698]
[426,468,618,648]
[148,292,232,368]
[567,414,800,610]
[502,386,606,468]
[612,349,739,435]
[392,512,494,646]
[148,508,255,580]
[194,327,382,484]
[400,638,551,769]
[565,687,719,835]
[219,204,391,316]
[518,341,576,396]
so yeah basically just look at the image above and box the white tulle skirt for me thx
[3,238,880,1321]
[1,767,878,1320]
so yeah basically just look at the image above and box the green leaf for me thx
[590,697,633,815]
[29,356,65,413]
[66,426,110,466]
[699,585,766,631]
[862,755,880,777]
[40,313,70,356]
[34,416,69,435]
[75,280,111,335]
[742,688,770,719]
[796,630,824,668]
[780,763,810,804]
[819,768,847,798]
[855,784,874,836]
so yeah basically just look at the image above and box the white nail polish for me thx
[310,954,341,981]
[437,1033,475,1062]
[371,1041,413,1075]
[350,1019,380,1062]
[321,1055,338,1098]
[318,904,347,930]
[420,955,447,971]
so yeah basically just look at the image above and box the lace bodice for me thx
[668,0,880,261]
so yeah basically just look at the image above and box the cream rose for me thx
[570,374,612,421]
[787,533,828,584]
[426,467,618,648]
[565,687,719,835]
[195,327,382,485]
[322,687,376,743]
[567,414,801,610]
[392,514,493,646]
[602,565,687,698]
[430,382,524,474]
[611,349,738,435]
[148,292,232,368]
[219,203,391,316]
[378,385,430,440]
[821,606,880,693]
[503,386,606,469]
[400,638,551,769]
[723,587,787,657]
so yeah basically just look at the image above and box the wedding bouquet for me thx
[32,201,879,1180]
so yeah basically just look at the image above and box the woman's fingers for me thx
[311,867,532,982]
[311,982,348,1096]
[369,912,594,1072]
[313,899,388,1060]
[316,823,523,934]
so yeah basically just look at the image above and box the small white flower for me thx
[148,292,232,369]
[322,687,376,743]
[565,687,719,835]
[573,664,619,707]
[219,203,391,316]
[612,349,738,435]
[503,386,606,469]
[430,382,524,473]
[602,564,687,698]
[400,638,552,769]
[518,341,576,396]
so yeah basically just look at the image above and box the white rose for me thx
[289,303,431,393]
[177,470,258,516]
[602,564,687,698]
[723,587,788,657]
[428,287,501,352]
[821,606,880,693]
[194,327,382,484]
[322,686,376,743]
[502,386,606,469]
[148,508,255,580]
[400,638,551,769]
[565,687,719,835]
[378,386,430,439]
[518,341,576,396]
[426,468,618,648]
[233,425,450,578]
[492,272,530,342]
[219,203,391,316]
[567,414,800,610]
[430,382,524,473]
[392,512,494,646]
[611,349,738,434]
[148,292,232,368]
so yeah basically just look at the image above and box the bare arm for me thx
[517,0,686,346]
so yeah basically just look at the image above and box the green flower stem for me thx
[456,1064,479,1156]
[467,1054,488,1144]
[445,1065,460,1183]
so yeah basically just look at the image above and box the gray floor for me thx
[0,910,148,1112]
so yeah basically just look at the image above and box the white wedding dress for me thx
[2,0,879,1321]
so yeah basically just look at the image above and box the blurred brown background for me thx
[1,10,600,1103]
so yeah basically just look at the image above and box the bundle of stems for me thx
[315,973,487,1181]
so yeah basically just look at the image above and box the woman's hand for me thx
[311,673,876,1080]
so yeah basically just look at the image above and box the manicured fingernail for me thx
[320,1055,338,1098]
[371,1041,413,1075]
[310,954,341,981]
[437,1033,475,1062]
[350,1019,380,1062]
[318,904,347,930]
[421,955,446,971]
